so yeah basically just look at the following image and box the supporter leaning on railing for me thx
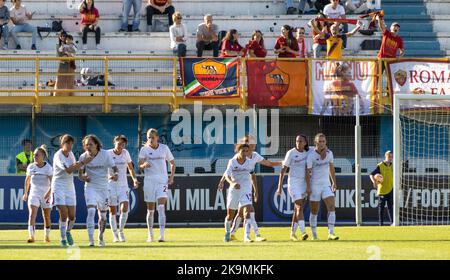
[79,0,101,50]
[0,0,9,50]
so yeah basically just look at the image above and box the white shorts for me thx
[29,193,51,209]
[143,178,168,203]
[288,178,307,202]
[238,190,253,208]
[52,187,76,206]
[85,187,109,211]
[226,187,240,210]
[310,185,335,202]
[109,186,130,206]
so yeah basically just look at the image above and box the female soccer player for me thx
[306,133,339,240]
[48,134,87,247]
[78,134,118,247]
[108,135,139,242]
[277,135,310,241]
[23,145,53,243]
[138,128,175,242]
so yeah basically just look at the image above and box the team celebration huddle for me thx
[22,128,339,247]
[221,133,338,243]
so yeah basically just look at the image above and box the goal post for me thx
[393,94,450,226]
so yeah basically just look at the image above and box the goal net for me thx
[393,94,450,225]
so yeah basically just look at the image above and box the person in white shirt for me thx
[107,135,139,242]
[22,145,52,243]
[138,128,175,242]
[277,134,311,241]
[169,11,187,57]
[78,134,118,247]
[9,0,37,50]
[48,134,89,247]
[306,133,339,240]
[323,0,348,48]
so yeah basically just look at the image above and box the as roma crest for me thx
[193,59,227,90]
[265,67,290,100]
[394,69,407,87]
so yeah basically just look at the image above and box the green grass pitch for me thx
[1,226,450,260]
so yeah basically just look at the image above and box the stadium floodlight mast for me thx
[393,94,450,226]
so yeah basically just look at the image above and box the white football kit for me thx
[283,148,309,201]
[107,149,132,206]
[51,149,77,206]
[306,149,335,202]
[27,162,53,208]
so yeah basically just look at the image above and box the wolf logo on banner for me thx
[265,67,290,101]
[181,58,239,98]
[394,69,407,87]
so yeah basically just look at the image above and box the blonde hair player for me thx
[306,133,339,240]
[277,134,311,241]
[50,134,88,247]
[22,145,53,243]
[220,135,281,242]
[79,134,118,247]
[138,128,175,242]
[107,135,140,242]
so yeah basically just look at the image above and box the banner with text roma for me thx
[246,60,307,107]
[309,60,378,115]
[181,58,240,98]
[387,59,450,96]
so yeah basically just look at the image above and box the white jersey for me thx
[231,151,264,171]
[307,149,334,187]
[79,149,115,190]
[52,149,76,188]
[27,162,53,197]
[107,149,132,188]
[139,143,174,184]
[225,157,254,194]
[283,148,309,179]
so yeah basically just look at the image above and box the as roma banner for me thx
[181,58,239,98]
[246,60,307,107]
[309,60,378,115]
[387,59,450,96]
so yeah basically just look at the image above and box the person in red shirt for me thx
[377,16,404,72]
[220,29,245,58]
[146,0,175,31]
[274,25,299,58]
[79,0,101,50]
[246,30,267,58]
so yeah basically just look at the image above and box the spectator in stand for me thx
[220,29,245,58]
[0,0,10,50]
[119,0,141,32]
[312,20,362,59]
[314,0,330,12]
[146,0,175,31]
[246,30,267,58]
[54,32,77,96]
[377,16,404,73]
[284,0,315,14]
[296,27,312,58]
[196,14,219,57]
[79,0,101,50]
[10,0,37,50]
[345,0,369,14]
[169,11,187,57]
[310,13,329,58]
[274,25,299,58]
[16,139,33,174]
[323,0,348,48]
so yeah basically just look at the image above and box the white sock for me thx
[87,208,96,242]
[250,213,260,236]
[224,218,232,233]
[119,212,128,232]
[59,220,67,241]
[244,218,251,239]
[328,211,336,234]
[28,225,35,238]
[66,219,75,232]
[291,222,298,234]
[230,215,242,235]
[109,213,118,233]
[45,227,51,237]
[146,210,154,236]
[98,211,107,240]
[157,204,166,239]
[298,220,306,234]
[310,214,318,238]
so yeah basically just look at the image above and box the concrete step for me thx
[404,49,445,56]
[382,5,427,15]
[403,40,440,50]
[384,22,433,32]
